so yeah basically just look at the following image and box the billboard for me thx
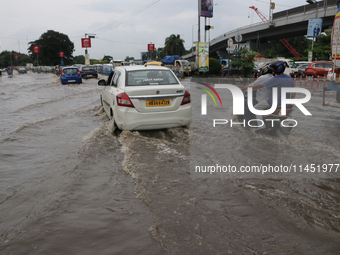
[81,38,91,48]
[59,52,64,58]
[307,18,322,38]
[199,0,213,18]
[148,44,155,51]
[199,42,209,72]
[33,45,40,53]
[332,6,340,62]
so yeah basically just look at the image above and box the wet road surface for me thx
[0,72,339,254]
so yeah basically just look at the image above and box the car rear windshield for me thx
[63,68,78,74]
[126,70,179,86]
[82,67,95,71]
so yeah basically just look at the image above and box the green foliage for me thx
[265,36,311,59]
[28,30,74,66]
[208,58,221,75]
[102,55,113,63]
[73,55,85,65]
[0,51,31,68]
[125,56,134,62]
[143,48,165,61]
[164,34,186,56]
[231,48,258,77]
[312,32,331,61]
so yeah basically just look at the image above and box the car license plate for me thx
[146,99,170,107]
[68,80,76,82]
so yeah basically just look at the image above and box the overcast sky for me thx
[0,0,320,60]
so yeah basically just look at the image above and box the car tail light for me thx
[78,70,81,76]
[181,90,191,105]
[61,71,65,77]
[117,93,134,108]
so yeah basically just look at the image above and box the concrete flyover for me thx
[183,0,339,60]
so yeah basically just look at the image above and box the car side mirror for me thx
[98,79,107,86]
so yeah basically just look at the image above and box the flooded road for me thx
[0,72,339,254]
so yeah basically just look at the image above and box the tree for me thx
[0,51,31,68]
[231,48,258,77]
[312,30,331,61]
[102,55,113,63]
[28,30,74,66]
[73,55,85,65]
[164,34,186,56]
[265,36,311,59]
[208,58,222,75]
[125,56,134,62]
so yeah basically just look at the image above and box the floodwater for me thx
[0,72,339,255]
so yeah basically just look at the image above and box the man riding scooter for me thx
[241,60,295,129]
[239,62,274,123]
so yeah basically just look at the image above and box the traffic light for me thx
[205,25,213,30]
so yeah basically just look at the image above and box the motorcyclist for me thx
[239,62,274,123]
[241,60,295,128]
[6,66,12,77]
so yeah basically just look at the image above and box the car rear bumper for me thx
[82,74,98,78]
[114,104,191,130]
[61,77,82,84]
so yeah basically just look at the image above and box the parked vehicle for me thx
[18,67,27,74]
[98,66,191,130]
[144,61,163,66]
[256,58,297,76]
[221,63,241,77]
[304,61,333,77]
[296,63,309,77]
[80,65,98,79]
[60,67,82,85]
[93,64,102,74]
[295,61,310,67]
[101,64,113,75]
[162,56,192,76]
[276,58,298,76]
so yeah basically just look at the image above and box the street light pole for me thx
[85,33,96,65]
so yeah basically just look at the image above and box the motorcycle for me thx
[259,104,295,135]
[237,90,295,135]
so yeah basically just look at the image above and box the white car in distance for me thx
[98,66,191,131]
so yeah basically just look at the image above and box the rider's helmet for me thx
[258,63,273,76]
[269,60,287,74]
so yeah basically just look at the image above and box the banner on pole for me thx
[199,0,213,17]
[199,42,209,72]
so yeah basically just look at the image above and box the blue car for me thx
[60,67,82,85]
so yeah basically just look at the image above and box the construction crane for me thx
[249,6,304,58]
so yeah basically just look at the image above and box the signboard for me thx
[85,54,90,65]
[235,34,243,43]
[332,7,340,63]
[227,42,250,52]
[33,45,40,53]
[199,0,213,17]
[14,55,19,60]
[307,18,322,38]
[308,51,313,62]
[81,38,91,48]
[148,44,155,51]
[59,52,64,58]
[198,42,209,72]
[227,38,233,47]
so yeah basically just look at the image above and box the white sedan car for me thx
[98,66,191,130]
